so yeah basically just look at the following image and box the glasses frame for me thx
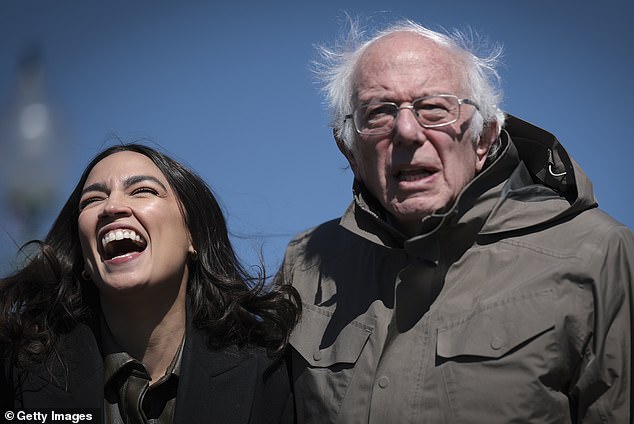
[344,94,480,136]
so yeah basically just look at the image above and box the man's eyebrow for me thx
[80,175,167,196]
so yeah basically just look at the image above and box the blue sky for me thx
[0,0,632,276]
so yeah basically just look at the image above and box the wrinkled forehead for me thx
[353,32,468,99]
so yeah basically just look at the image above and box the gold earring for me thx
[190,249,199,262]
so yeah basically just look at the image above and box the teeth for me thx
[398,170,432,181]
[101,229,144,249]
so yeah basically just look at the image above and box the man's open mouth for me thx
[397,168,435,182]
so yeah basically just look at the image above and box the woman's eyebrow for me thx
[80,175,167,196]
[80,182,107,196]
[124,175,168,191]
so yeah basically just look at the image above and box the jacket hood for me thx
[479,115,597,235]
[341,114,598,246]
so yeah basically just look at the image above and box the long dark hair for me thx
[0,143,299,367]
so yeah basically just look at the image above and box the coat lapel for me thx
[173,325,261,424]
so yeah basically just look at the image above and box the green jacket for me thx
[280,115,633,423]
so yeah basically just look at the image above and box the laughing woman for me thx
[0,144,300,423]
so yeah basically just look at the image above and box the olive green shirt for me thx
[103,325,185,424]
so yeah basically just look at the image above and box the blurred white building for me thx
[0,46,69,275]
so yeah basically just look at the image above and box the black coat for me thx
[1,317,294,424]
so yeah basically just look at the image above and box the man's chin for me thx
[389,204,435,222]
[388,197,458,234]
[387,211,430,236]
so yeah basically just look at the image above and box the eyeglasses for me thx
[345,94,480,136]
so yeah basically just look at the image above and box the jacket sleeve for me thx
[573,224,633,423]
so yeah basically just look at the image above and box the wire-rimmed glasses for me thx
[345,94,480,136]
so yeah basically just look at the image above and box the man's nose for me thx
[392,106,425,146]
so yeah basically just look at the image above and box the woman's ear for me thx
[334,129,359,175]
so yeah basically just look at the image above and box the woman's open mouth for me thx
[101,229,147,260]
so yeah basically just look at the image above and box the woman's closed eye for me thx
[131,186,160,196]
[79,195,105,211]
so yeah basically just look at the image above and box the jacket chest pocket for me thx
[290,304,372,422]
[437,289,556,359]
[435,289,566,423]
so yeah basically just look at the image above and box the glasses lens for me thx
[352,95,463,135]
[355,102,397,135]
[413,95,459,127]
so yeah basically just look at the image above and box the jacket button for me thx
[313,350,322,361]
[377,376,389,388]
[490,335,504,350]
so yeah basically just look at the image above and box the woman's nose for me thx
[99,192,131,217]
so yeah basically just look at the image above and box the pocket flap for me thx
[291,304,372,367]
[437,290,555,359]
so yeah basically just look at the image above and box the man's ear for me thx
[334,128,359,175]
[475,121,499,172]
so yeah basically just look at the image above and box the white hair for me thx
[313,18,506,156]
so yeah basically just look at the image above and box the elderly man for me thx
[278,20,633,423]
